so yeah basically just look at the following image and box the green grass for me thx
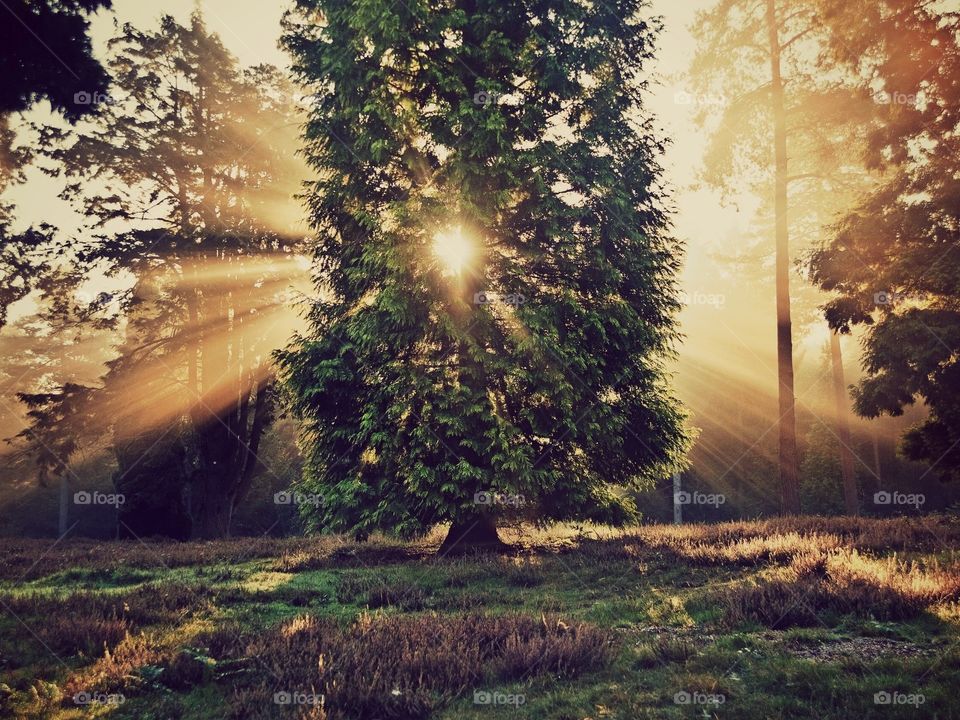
[0,516,958,719]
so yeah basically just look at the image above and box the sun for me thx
[432,226,474,275]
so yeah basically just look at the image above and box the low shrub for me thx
[335,574,429,610]
[722,549,960,628]
[230,612,613,719]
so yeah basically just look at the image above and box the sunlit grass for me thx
[1,517,958,718]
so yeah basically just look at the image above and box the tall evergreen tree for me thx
[280,0,686,549]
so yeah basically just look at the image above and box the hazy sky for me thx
[6,0,845,410]
[11,0,745,291]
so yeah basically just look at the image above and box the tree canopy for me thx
[279,0,687,546]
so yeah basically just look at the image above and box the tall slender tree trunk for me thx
[872,429,882,490]
[57,340,69,536]
[766,0,800,514]
[58,475,69,536]
[830,331,858,514]
[673,472,683,525]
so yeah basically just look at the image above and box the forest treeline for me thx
[0,0,957,542]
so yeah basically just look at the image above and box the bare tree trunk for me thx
[830,331,858,514]
[872,429,882,490]
[673,472,683,524]
[440,512,505,555]
[58,474,69,536]
[766,0,800,514]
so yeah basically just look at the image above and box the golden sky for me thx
[5,0,853,423]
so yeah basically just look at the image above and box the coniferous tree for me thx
[41,14,307,537]
[280,0,686,549]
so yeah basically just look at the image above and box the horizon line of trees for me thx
[0,0,957,542]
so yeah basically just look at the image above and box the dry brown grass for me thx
[230,612,613,719]
[2,516,955,581]
[723,548,960,627]
[0,582,212,662]
[586,515,960,567]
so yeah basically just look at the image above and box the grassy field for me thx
[1,516,959,719]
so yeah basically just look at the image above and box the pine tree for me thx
[41,13,307,537]
[280,0,687,549]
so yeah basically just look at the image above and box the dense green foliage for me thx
[0,0,111,120]
[279,0,687,538]
[810,1,960,480]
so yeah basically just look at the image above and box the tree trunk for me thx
[189,486,234,539]
[58,474,69,537]
[439,513,506,555]
[872,429,883,490]
[673,472,682,525]
[830,331,858,515]
[766,0,800,515]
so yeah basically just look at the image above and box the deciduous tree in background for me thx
[811,0,960,481]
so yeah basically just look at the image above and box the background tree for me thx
[690,0,886,513]
[0,0,111,120]
[40,13,307,538]
[0,0,112,327]
[9,267,114,534]
[280,0,687,550]
[810,0,960,481]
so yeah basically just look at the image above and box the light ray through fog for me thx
[0,0,941,513]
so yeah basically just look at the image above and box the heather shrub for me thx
[723,548,960,627]
[231,612,613,719]
[1,582,212,662]
[64,631,166,698]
